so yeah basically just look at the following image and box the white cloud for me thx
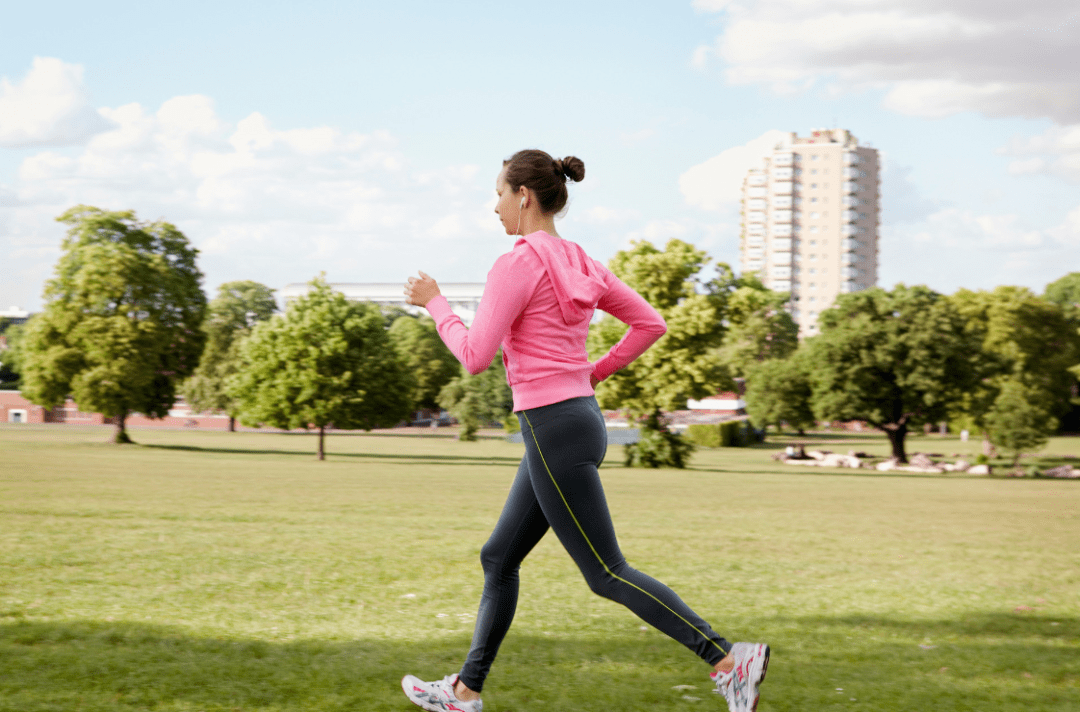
[878,203,1080,293]
[0,57,114,147]
[998,123,1080,184]
[678,129,791,210]
[693,1,1080,123]
[1,90,509,311]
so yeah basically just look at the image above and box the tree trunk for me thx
[884,421,907,463]
[228,415,235,432]
[982,432,996,459]
[114,411,133,444]
[317,425,325,461]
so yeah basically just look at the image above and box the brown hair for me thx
[502,149,585,215]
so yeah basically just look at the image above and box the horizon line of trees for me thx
[2,205,1078,467]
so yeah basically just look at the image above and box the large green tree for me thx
[388,315,460,412]
[20,206,206,443]
[744,353,815,435]
[950,286,1080,449]
[806,284,977,462]
[227,276,411,460]
[588,239,731,467]
[715,275,799,378]
[181,281,277,431]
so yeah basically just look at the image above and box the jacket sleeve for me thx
[425,253,532,375]
[591,274,667,382]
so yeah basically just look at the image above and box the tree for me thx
[388,315,461,412]
[984,380,1057,466]
[588,239,731,467]
[950,286,1080,450]
[437,356,514,441]
[227,276,411,460]
[744,353,815,435]
[716,276,799,378]
[806,284,977,463]
[19,206,206,443]
[182,281,277,431]
[1044,272,1080,324]
[0,321,25,391]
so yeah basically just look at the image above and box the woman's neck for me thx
[520,213,560,238]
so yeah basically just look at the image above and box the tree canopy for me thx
[744,353,815,435]
[437,356,514,441]
[806,284,977,462]
[715,275,799,378]
[949,286,1080,448]
[20,206,206,443]
[589,239,730,417]
[227,276,411,459]
[388,314,461,412]
[182,281,277,431]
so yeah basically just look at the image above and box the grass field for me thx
[1,423,1078,711]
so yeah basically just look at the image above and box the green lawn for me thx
[1,424,1077,711]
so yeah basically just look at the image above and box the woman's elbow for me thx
[465,360,489,376]
[649,316,668,336]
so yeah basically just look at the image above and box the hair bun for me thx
[557,156,585,183]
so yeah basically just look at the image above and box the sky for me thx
[2,0,1078,311]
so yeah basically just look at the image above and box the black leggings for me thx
[458,396,731,692]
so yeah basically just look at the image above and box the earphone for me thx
[516,196,526,235]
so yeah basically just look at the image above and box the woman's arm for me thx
[591,276,667,382]
[414,254,533,375]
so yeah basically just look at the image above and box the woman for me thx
[400,150,768,712]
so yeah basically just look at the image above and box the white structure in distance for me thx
[279,282,486,326]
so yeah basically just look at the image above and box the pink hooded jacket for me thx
[425,230,667,412]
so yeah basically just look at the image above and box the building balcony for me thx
[773,152,794,166]
[773,167,794,180]
[772,210,793,223]
[843,181,860,193]
[843,238,860,251]
[843,152,860,165]
[773,195,793,208]
[843,210,858,222]
[747,211,766,223]
[773,238,793,252]
[771,224,793,237]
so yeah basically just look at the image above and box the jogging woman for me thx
[400,150,768,712]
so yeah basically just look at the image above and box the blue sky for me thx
[3,0,1078,311]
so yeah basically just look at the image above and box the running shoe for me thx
[401,672,482,712]
[711,642,770,712]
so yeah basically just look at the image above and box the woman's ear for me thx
[518,186,529,209]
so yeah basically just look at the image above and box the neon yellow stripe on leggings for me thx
[521,411,727,657]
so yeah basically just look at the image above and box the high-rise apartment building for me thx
[739,129,879,336]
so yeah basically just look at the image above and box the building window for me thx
[810,183,818,189]
[810,226,819,233]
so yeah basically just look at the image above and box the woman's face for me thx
[494,168,523,236]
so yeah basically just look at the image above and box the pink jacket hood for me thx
[516,231,607,325]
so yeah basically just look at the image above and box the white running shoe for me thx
[401,672,482,712]
[711,642,770,712]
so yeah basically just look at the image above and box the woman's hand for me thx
[404,271,441,307]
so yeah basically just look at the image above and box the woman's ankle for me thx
[454,680,481,701]
[714,653,735,674]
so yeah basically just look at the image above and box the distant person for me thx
[400,149,768,712]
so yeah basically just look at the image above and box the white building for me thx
[740,129,880,336]
[280,282,486,325]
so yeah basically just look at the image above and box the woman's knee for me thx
[480,539,517,580]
